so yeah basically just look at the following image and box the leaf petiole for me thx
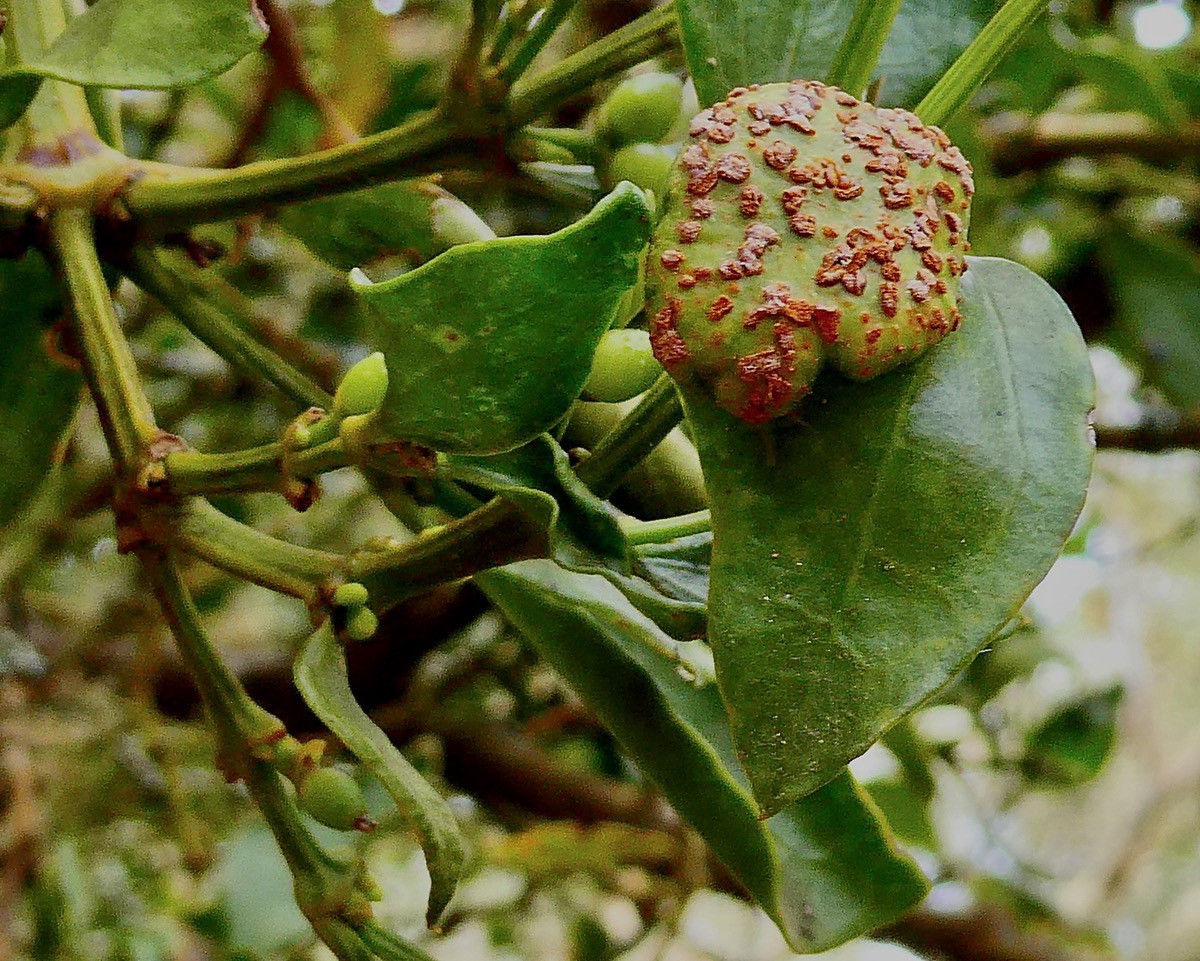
[915,0,1051,126]
[825,0,903,97]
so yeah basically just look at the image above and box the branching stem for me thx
[50,209,158,473]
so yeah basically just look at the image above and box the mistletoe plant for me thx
[0,0,1094,957]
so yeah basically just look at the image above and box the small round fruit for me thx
[645,80,974,424]
[604,142,678,196]
[332,582,370,608]
[332,352,389,420]
[584,329,662,402]
[597,73,684,147]
[344,606,379,642]
[298,766,369,832]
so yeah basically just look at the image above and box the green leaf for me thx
[446,435,630,570]
[675,0,993,108]
[684,257,1094,815]
[279,180,494,275]
[355,184,652,454]
[0,253,79,529]
[1099,231,1200,411]
[478,560,927,953]
[450,437,707,639]
[1019,685,1122,788]
[294,623,467,926]
[0,0,267,129]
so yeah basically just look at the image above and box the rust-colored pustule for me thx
[644,79,973,424]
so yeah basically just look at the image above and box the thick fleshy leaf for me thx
[478,560,927,952]
[676,0,993,107]
[449,437,706,638]
[684,257,1094,815]
[0,253,79,528]
[0,0,267,129]
[1099,231,1200,411]
[354,184,651,454]
[294,623,466,925]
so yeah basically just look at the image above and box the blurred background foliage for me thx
[8,0,1200,959]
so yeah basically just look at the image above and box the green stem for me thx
[124,247,332,410]
[359,921,439,961]
[506,1,678,126]
[915,0,1050,126]
[574,374,683,498]
[118,3,675,228]
[49,209,157,472]
[143,549,283,748]
[621,508,710,546]
[165,438,349,497]
[124,107,467,230]
[488,0,534,65]
[495,0,578,85]
[825,0,903,97]
[172,497,341,601]
[350,498,540,610]
[145,550,364,960]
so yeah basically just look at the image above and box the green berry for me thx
[645,80,974,424]
[332,352,389,420]
[333,582,369,608]
[299,766,370,832]
[597,73,684,147]
[605,142,678,196]
[584,329,662,402]
[344,606,379,642]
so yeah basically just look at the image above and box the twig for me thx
[1093,418,1200,452]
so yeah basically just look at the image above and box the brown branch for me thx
[1093,418,1200,453]
[987,112,1200,173]
[879,908,1112,961]
[226,0,358,166]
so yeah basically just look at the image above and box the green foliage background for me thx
[3,2,1200,960]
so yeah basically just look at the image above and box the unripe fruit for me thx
[605,142,678,197]
[333,581,370,608]
[597,73,685,147]
[298,766,370,832]
[646,81,974,424]
[332,352,389,420]
[344,606,379,642]
[584,329,662,402]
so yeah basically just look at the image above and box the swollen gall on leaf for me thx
[645,81,974,424]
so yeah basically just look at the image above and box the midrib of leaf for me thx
[835,372,921,617]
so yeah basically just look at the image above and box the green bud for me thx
[298,766,370,832]
[646,80,974,424]
[332,352,389,420]
[272,736,304,777]
[604,142,679,197]
[333,582,370,608]
[584,329,662,402]
[597,72,684,147]
[344,606,379,642]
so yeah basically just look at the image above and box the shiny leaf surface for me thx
[355,184,651,454]
[675,0,993,107]
[685,257,1094,814]
[478,560,927,952]
[0,0,267,128]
